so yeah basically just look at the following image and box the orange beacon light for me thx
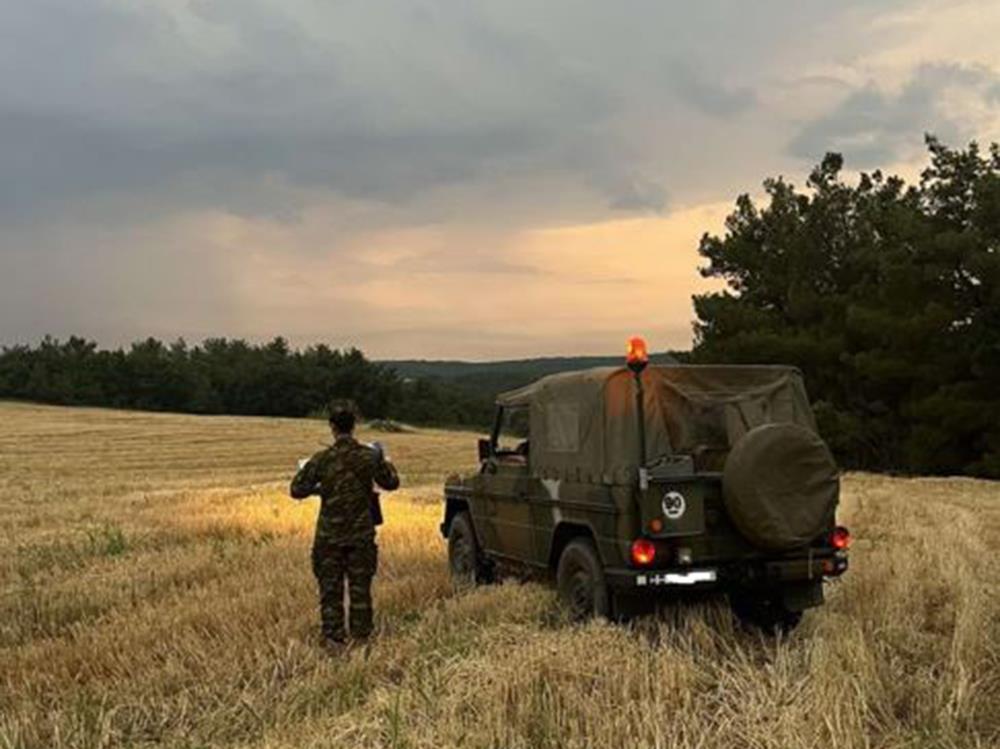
[626,336,649,373]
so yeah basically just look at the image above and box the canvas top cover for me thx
[496,365,818,485]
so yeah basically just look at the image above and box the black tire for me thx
[448,512,488,589]
[556,538,610,621]
[730,591,803,634]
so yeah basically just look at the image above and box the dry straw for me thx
[1,402,997,748]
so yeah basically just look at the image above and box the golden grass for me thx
[1,401,998,748]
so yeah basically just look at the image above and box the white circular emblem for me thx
[661,491,686,520]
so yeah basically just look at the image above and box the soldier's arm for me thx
[290,453,323,499]
[373,454,400,492]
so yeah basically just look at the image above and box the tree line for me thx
[0,336,494,427]
[693,137,1000,478]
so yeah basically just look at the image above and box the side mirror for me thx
[478,437,493,463]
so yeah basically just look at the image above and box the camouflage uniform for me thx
[290,435,400,642]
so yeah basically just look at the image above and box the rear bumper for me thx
[605,551,848,592]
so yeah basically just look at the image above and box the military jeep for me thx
[440,353,849,631]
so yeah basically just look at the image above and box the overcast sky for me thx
[2,0,1000,359]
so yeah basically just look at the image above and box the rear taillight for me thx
[630,538,656,566]
[830,526,851,550]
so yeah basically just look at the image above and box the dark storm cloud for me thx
[669,61,756,117]
[0,109,550,221]
[0,0,632,222]
[0,0,903,227]
[788,64,997,166]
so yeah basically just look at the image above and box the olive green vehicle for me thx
[440,359,850,631]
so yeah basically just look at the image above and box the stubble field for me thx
[1,401,998,749]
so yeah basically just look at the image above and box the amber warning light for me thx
[626,336,649,373]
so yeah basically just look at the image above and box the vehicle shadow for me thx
[615,592,806,659]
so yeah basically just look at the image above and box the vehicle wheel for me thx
[448,512,488,589]
[730,591,803,634]
[556,538,610,621]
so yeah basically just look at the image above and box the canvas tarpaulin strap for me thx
[496,365,818,486]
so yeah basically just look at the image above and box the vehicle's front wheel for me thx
[556,538,610,621]
[729,591,803,634]
[448,512,489,589]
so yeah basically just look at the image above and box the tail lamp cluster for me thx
[823,526,851,576]
[830,526,851,550]
[632,527,851,570]
[630,538,656,566]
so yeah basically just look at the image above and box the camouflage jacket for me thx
[290,435,400,543]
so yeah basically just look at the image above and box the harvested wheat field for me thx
[1,402,998,749]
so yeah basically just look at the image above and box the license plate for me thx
[635,569,717,586]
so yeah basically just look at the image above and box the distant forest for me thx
[0,337,495,428]
[2,137,998,477]
[0,339,672,431]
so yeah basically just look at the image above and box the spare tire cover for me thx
[722,423,839,551]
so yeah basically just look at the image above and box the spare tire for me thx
[722,423,839,551]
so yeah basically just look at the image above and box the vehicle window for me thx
[690,401,729,450]
[496,405,530,462]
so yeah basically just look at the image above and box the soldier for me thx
[290,406,400,648]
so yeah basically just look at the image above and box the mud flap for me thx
[781,581,824,612]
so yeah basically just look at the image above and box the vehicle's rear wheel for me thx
[729,591,803,634]
[556,538,610,621]
[448,512,488,589]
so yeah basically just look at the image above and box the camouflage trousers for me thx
[311,536,378,642]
